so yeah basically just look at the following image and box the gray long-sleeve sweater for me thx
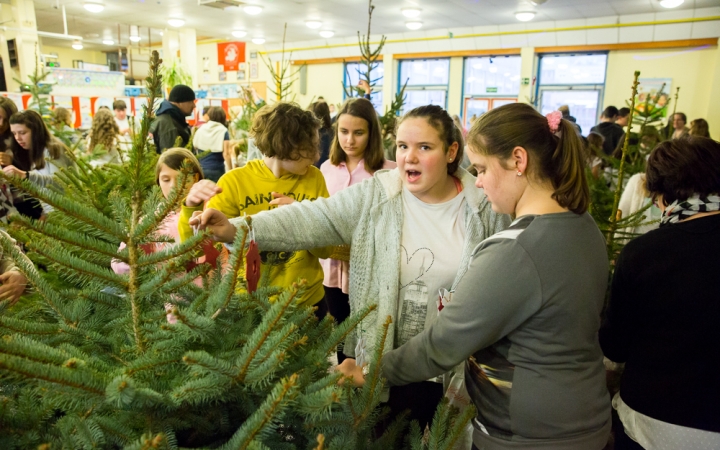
[382,212,611,450]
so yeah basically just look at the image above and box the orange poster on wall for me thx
[217,42,246,72]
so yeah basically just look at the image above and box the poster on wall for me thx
[219,72,227,81]
[250,61,258,79]
[637,78,672,114]
[217,41,246,72]
[238,63,246,80]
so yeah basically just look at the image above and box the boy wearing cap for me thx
[150,84,196,153]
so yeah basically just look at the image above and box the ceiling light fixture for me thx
[402,8,421,18]
[72,40,84,50]
[319,30,335,38]
[515,11,536,21]
[659,0,684,8]
[129,35,141,42]
[305,20,322,29]
[83,1,104,13]
[529,0,548,5]
[251,37,265,45]
[168,18,185,27]
[232,30,247,38]
[102,39,114,45]
[405,21,423,30]
[243,5,263,15]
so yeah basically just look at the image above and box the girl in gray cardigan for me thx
[187,105,508,429]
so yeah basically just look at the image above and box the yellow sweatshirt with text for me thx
[179,160,331,307]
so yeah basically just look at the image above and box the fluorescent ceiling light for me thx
[72,40,83,50]
[243,5,263,15]
[319,30,335,38]
[659,0,684,7]
[83,2,104,13]
[102,39,114,45]
[129,35,141,42]
[489,66,497,73]
[405,21,423,30]
[515,11,536,22]
[168,18,185,27]
[252,37,265,45]
[402,8,421,18]
[232,30,247,38]
[306,20,322,29]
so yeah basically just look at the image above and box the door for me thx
[462,98,518,129]
[538,87,602,136]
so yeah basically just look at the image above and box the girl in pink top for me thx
[112,148,204,276]
[320,98,396,362]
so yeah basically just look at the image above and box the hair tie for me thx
[546,111,563,134]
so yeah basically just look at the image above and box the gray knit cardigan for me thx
[229,167,509,356]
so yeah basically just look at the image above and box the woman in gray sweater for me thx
[186,105,508,429]
[339,104,612,449]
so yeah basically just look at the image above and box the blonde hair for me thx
[156,147,204,183]
[88,109,120,154]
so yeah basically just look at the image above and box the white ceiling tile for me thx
[587,28,619,45]
[498,23,527,33]
[690,20,720,39]
[694,6,720,17]
[554,30,588,46]
[474,35,503,49]
[654,23,694,41]
[655,9,696,21]
[619,25,655,43]
[620,13,657,24]
[586,16,620,26]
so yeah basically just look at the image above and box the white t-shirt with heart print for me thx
[396,186,466,348]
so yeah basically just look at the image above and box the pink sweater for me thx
[111,211,182,275]
[319,158,396,293]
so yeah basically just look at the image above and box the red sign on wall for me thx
[217,42,246,72]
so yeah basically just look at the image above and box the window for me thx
[538,53,608,135]
[464,56,521,97]
[344,62,384,112]
[461,56,521,129]
[399,58,450,113]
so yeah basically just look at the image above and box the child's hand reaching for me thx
[186,180,223,207]
[269,192,295,207]
[189,208,237,243]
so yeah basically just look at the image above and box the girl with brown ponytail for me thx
[375,103,612,449]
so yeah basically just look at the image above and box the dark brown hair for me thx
[646,136,720,206]
[674,112,687,124]
[156,147,204,183]
[310,101,332,130]
[206,106,227,127]
[112,100,127,111]
[0,97,18,150]
[467,102,589,214]
[397,104,464,174]
[330,98,385,172]
[251,102,320,161]
[689,118,710,139]
[9,109,68,170]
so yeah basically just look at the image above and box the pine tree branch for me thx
[219,374,300,450]
[211,225,249,319]
[26,238,127,288]
[135,231,206,267]
[0,316,61,336]
[0,173,126,241]
[132,170,189,243]
[0,230,75,327]
[11,214,121,260]
[0,354,105,396]
[353,315,392,428]
[235,283,302,383]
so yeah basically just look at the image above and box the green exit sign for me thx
[486,87,498,93]
[522,77,530,85]
[45,61,60,68]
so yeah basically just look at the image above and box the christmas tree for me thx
[0,50,472,449]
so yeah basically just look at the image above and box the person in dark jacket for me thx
[309,101,332,168]
[599,136,720,450]
[591,106,625,156]
[150,84,196,154]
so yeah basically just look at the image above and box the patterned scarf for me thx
[660,194,720,226]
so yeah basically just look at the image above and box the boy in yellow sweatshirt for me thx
[179,102,331,314]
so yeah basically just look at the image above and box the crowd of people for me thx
[0,84,718,450]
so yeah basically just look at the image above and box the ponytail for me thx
[550,118,589,214]
[467,103,590,214]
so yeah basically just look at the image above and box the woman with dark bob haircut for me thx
[600,136,720,450]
